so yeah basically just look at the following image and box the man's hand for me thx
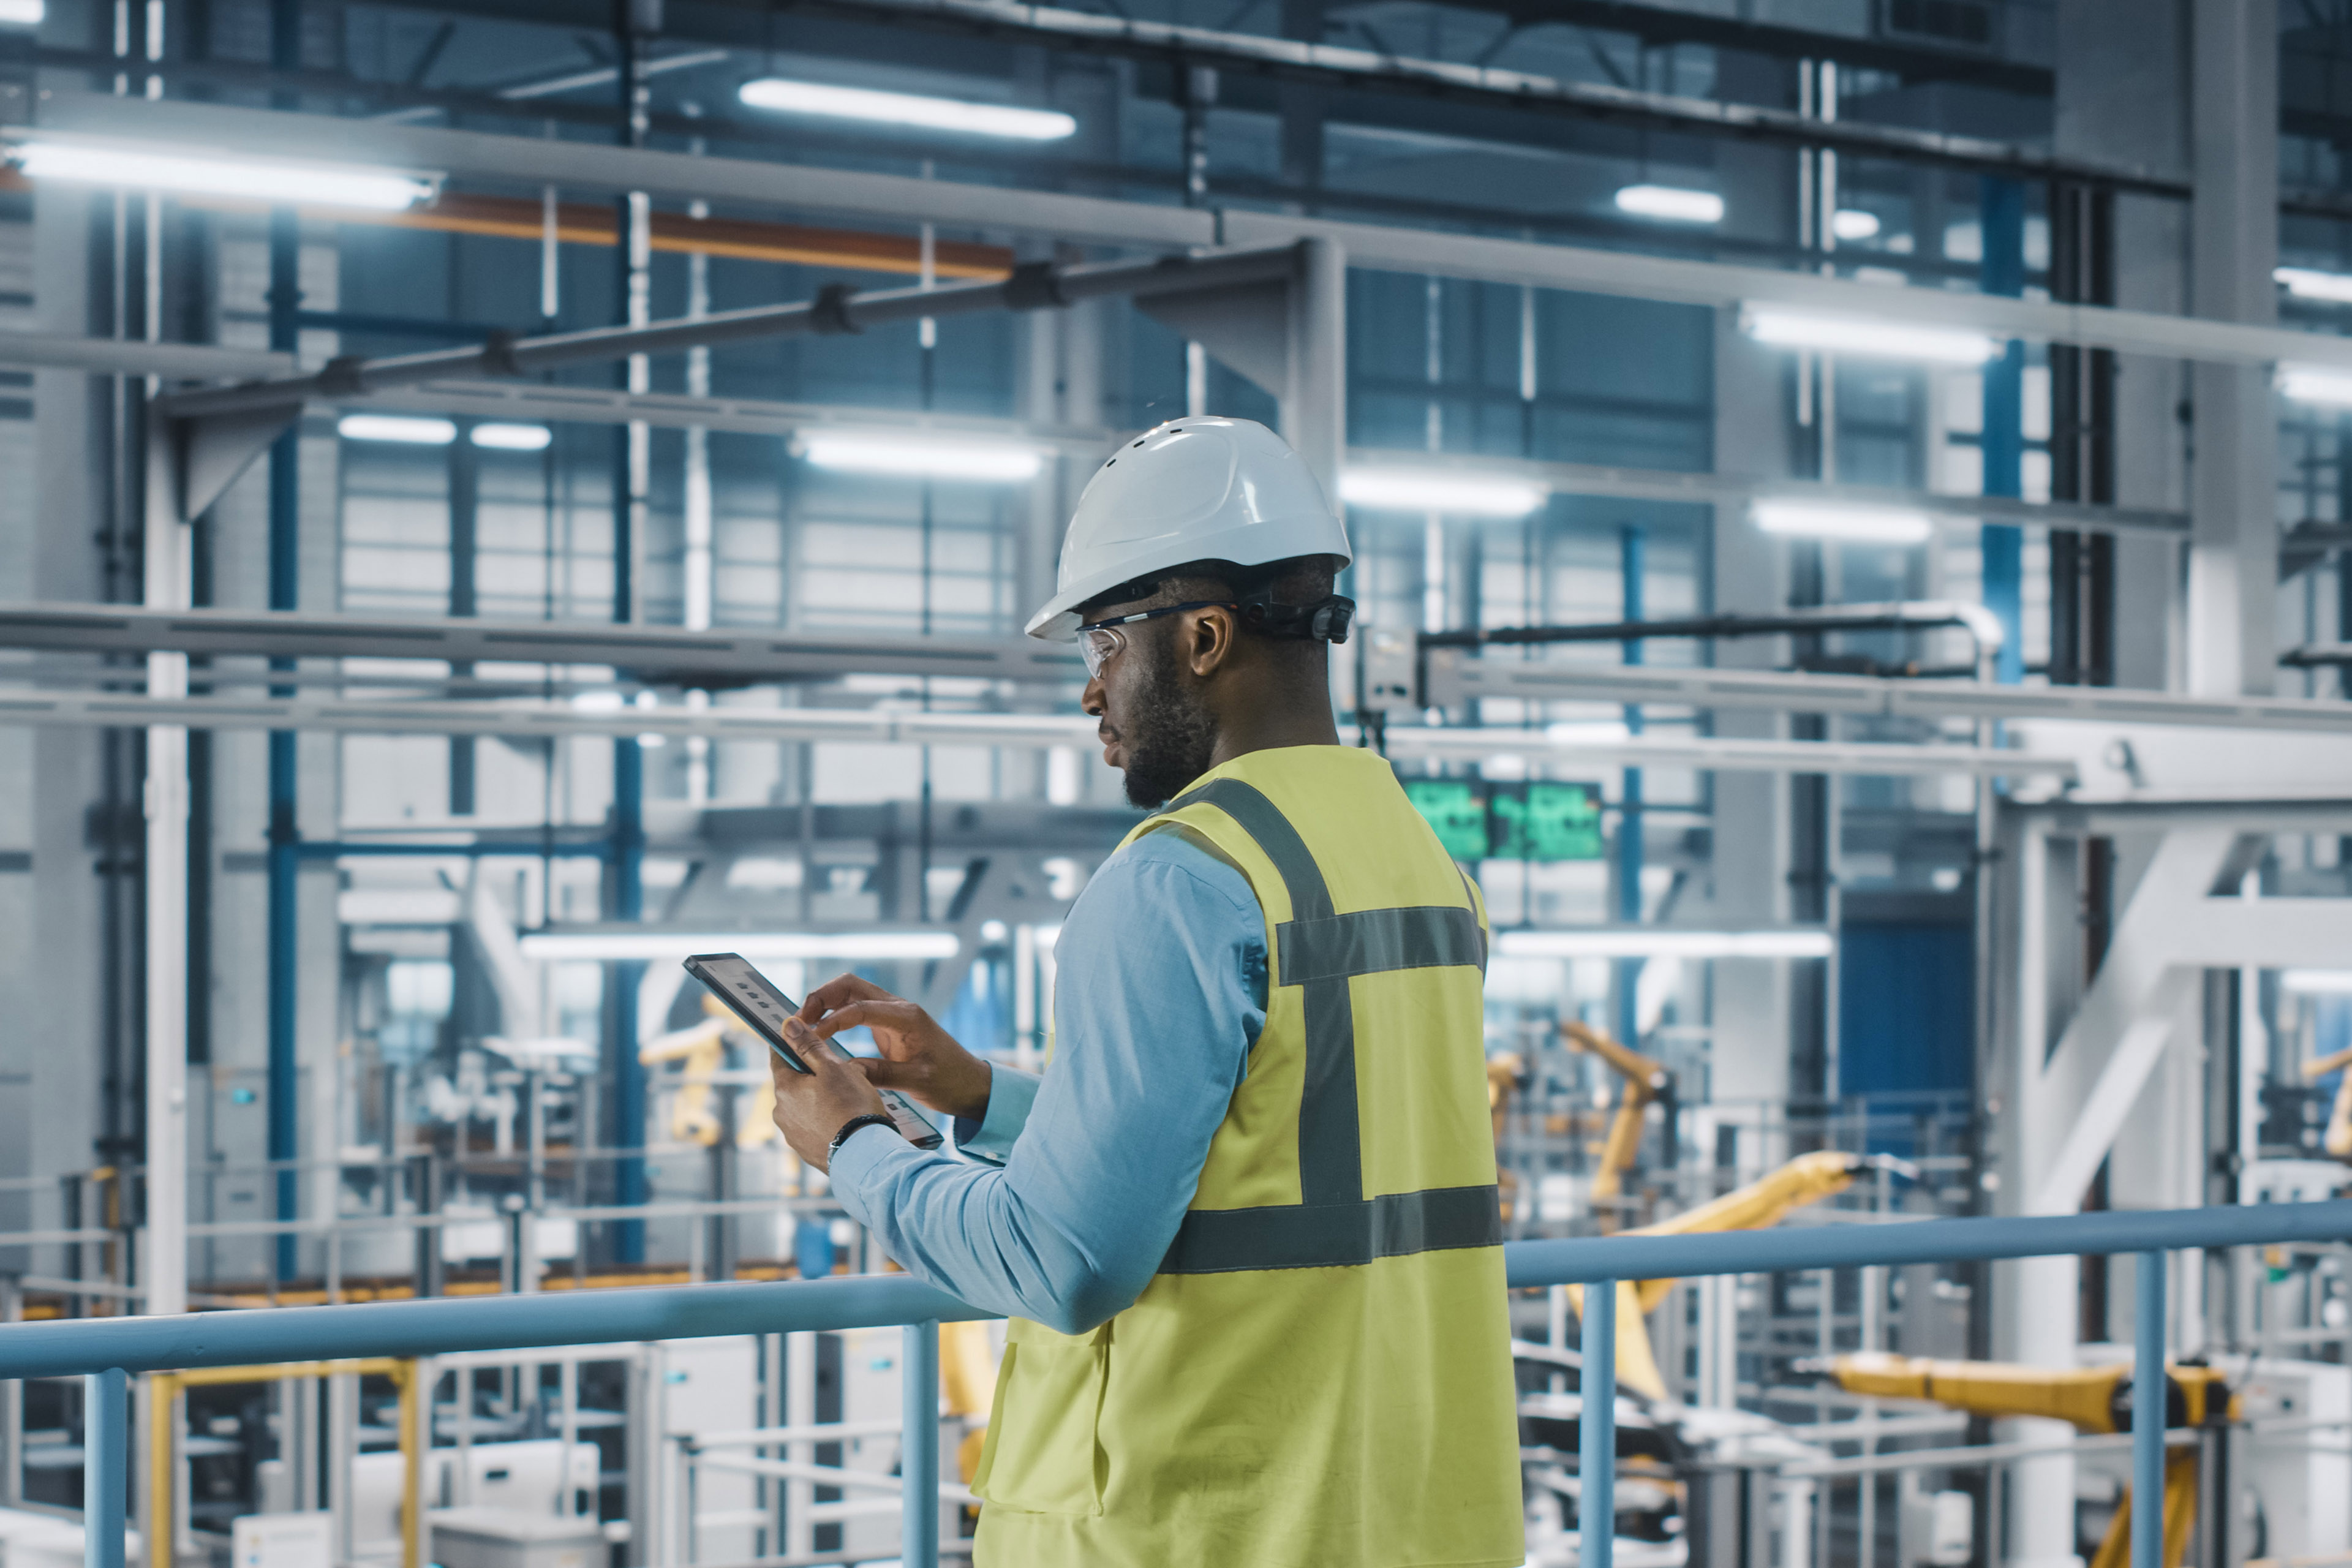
[797,973,992,1123]
[769,1019,891,1173]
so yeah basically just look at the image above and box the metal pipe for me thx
[902,1321,939,1567]
[83,1367,126,1568]
[3,1201,2348,1381]
[1580,1278,1615,1568]
[152,245,1306,421]
[2133,1252,2166,1568]
[1422,600,2007,663]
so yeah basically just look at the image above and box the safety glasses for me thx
[1077,600,1233,679]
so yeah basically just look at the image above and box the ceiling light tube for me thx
[338,413,456,445]
[517,930,960,962]
[1831,209,1882,241]
[796,431,1044,481]
[1339,469,1549,518]
[2282,969,2352,997]
[471,423,552,451]
[0,0,43,26]
[738,78,1077,141]
[1613,184,1724,224]
[2278,366,2352,407]
[1752,500,1934,546]
[8,140,437,209]
[2277,267,2352,305]
[1493,929,1834,960]
[1741,306,2000,365]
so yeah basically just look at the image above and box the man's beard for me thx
[1118,651,1218,809]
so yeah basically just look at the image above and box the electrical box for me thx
[660,1337,763,1565]
[1357,626,1419,712]
[429,1507,606,1568]
[231,1512,333,1568]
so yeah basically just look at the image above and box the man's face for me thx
[1082,607,1219,809]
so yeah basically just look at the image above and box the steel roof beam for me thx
[0,603,1080,685]
[153,243,1303,422]
[38,94,2345,374]
[0,686,2075,778]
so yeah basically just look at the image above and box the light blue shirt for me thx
[826,831,1267,1334]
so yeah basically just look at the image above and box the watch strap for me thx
[827,1112,897,1162]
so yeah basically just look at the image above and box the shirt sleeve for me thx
[826,832,1265,1334]
[951,1065,1040,1166]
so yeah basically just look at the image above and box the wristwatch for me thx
[827,1112,897,1166]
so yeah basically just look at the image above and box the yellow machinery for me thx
[2301,1044,2352,1158]
[1559,1021,1871,1399]
[1820,1352,2234,1568]
[1562,1023,1670,1218]
[640,997,778,1148]
[149,1359,423,1568]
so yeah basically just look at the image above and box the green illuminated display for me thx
[1403,778,1603,862]
[1491,782,1604,862]
[1401,779,1490,861]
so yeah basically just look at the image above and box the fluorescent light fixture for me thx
[471,423,551,451]
[338,413,456,445]
[517,930,960,962]
[1613,184,1724,224]
[738,78,1076,141]
[1741,306,1999,365]
[1339,469,1549,518]
[1493,929,1835,960]
[0,0,43,27]
[8,141,437,210]
[1752,500,1934,546]
[1831,209,1882,241]
[2277,365,2352,407]
[2277,266,2352,304]
[2284,970,2352,997]
[796,431,1042,481]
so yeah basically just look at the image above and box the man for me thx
[767,417,1521,1567]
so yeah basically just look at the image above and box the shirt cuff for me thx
[825,1120,916,1219]
[952,1065,1040,1166]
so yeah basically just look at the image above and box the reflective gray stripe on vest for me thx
[1148,777,1495,1274]
[1159,1184,1504,1275]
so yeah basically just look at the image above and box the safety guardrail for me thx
[4,1200,2350,1568]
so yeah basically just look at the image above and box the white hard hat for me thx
[1024,415,1352,642]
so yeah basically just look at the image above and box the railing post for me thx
[903,1319,940,1568]
[1581,1281,1616,1568]
[83,1366,126,1568]
[2133,1250,2166,1568]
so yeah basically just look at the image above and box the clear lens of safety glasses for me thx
[1080,625,1123,680]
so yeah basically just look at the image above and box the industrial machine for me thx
[1813,1354,2235,1568]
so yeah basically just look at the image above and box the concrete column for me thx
[24,179,115,1218]
[2055,2,2190,696]
[2185,0,2280,697]
[1703,59,1797,1140]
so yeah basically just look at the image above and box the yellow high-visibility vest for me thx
[970,745,1523,1568]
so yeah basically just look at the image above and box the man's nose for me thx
[1081,675,1107,716]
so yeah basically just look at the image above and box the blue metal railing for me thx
[7,1199,2351,1568]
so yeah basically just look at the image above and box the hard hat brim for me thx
[1022,527,1353,642]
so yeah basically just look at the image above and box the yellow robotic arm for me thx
[1817,1352,2233,1568]
[2302,1044,2352,1159]
[1560,1022,1669,1211]
[642,996,783,1148]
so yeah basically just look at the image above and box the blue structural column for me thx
[2132,1252,2166,1568]
[1615,526,1645,1050]
[1980,179,2026,684]
[1580,1279,1617,1568]
[83,1367,126,1568]
[264,0,302,1279]
[608,11,648,1263]
[901,1321,940,1567]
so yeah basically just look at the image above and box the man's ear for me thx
[1185,605,1240,678]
